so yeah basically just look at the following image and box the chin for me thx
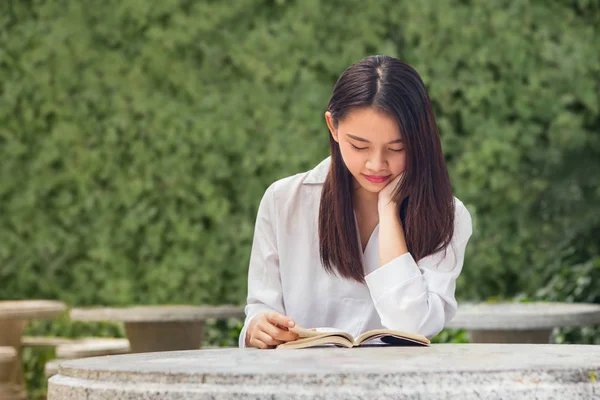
[354,178,385,193]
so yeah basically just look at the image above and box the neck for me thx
[352,179,379,216]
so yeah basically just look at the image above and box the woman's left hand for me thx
[377,173,404,212]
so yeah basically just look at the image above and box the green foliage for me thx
[411,1,600,299]
[22,346,54,400]
[1,0,598,306]
[1,0,598,397]
[431,328,469,344]
[536,257,600,344]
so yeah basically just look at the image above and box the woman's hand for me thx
[245,312,300,349]
[377,173,404,212]
[377,173,409,265]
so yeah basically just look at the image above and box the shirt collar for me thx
[303,156,331,185]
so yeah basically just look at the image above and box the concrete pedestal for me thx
[49,344,600,399]
[125,321,204,353]
[0,347,21,400]
[0,300,66,400]
[0,320,27,398]
[468,329,553,344]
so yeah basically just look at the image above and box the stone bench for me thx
[0,346,16,380]
[21,336,76,348]
[0,300,66,400]
[43,338,130,378]
[446,301,600,343]
[55,337,130,359]
[70,305,245,353]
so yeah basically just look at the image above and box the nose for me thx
[366,151,387,172]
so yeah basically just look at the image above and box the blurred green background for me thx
[1,0,599,398]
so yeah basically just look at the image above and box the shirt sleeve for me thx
[364,203,473,339]
[239,183,286,348]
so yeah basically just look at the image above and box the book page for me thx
[277,335,353,349]
[289,326,355,342]
[355,329,430,346]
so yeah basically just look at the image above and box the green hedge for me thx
[1,0,599,328]
[2,1,598,398]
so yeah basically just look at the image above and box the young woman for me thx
[240,55,473,349]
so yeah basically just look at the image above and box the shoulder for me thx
[451,197,473,244]
[263,157,330,203]
[257,157,330,218]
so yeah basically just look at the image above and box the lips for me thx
[363,174,391,183]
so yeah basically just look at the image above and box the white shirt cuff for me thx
[364,252,426,303]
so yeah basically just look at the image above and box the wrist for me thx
[378,201,397,216]
[245,317,258,347]
[245,328,251,347]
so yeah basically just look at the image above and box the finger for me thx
[256,330,284,347]
[260,322,299,342]
[249,337,269,350]
[272,326,299,342]
[266,312,295,328]
[275,329,300,342]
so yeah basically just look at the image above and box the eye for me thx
[350,143,368,151]
[389,148,404,153]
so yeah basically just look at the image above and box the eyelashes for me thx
[350,143,404,152]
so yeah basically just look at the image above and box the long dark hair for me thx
[318,55,455,283]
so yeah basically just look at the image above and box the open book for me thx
[276,326,430,349]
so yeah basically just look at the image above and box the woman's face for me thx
[325,107,406,194]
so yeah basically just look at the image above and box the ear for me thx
[324,111,339,143]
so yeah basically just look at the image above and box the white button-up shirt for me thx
[239,157,473,347]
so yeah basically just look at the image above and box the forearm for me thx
[367,200,473,337]
[378,203,409,267]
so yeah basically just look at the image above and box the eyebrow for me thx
[347,134,403,144]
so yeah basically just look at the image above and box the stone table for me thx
[48,344,600,399]
[446,302,600,343]
[70,305,245,353]
[0,300,67,400]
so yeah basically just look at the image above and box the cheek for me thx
[338,146,360,172]
[391,154,407,174]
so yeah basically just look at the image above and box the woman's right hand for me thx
[245,311,299,349]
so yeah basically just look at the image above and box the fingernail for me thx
[288,320,294,327]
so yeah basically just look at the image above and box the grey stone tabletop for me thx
[48,344,600,399]
[0,300,67,320]
[445,301,600,330]
[69,304,245,322]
